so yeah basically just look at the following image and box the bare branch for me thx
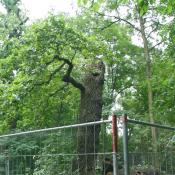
[113,16,141,32]
[147,27,158,39]
[54,54,85,91]
[149,41,164,51]
[96,11,141,32]
[91,20,120,31]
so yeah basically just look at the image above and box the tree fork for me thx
[56,53,105,174]
[55,54,85,91]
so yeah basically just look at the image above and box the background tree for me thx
[78,0,175,152]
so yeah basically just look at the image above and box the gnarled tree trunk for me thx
[60,56,105,174]
[72,62,105,175]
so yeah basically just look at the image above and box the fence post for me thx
[5,150,9,175]
[122,114,129,175]
[112,114,118,175]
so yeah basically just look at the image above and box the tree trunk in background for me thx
[73,62,105,175]
[139,15,158,152]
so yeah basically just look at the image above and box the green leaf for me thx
[167,5,173,14]
[92,2,100,11]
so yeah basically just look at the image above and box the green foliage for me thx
[159,0,175,14]
[33,130,75,175]
[0,1,174,173]
[0,15,89,130]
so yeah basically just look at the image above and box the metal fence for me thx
[122,115,175,175]
[0,116,174,175]
[0,119,115,175]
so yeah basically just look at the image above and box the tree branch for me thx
[19,62,65,97]
[99,20,120,31]
[149,41,164,52]
[49,84,68,97]
[113,16,141,32]
[36,62,65,86]
[116,83,133,95]
[95,12,141,32]
[147,25,159,39]
[54,54,85,91]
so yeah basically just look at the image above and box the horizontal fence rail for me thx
[0,119,112,138]
[122,115,175,175]
[0,119,115,175]
[0,116,174,175]
[127,118,175,131]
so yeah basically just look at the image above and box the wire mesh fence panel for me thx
[128,152,175,174]
[1,117,173,175]
[123,118,175,175]
[0,120,114,175]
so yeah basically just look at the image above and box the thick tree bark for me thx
[72,62,105,175]
[60,57,105,174]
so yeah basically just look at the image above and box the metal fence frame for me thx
[122,114,175,175]
[0,118,119,175]
[0,115,174,175]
